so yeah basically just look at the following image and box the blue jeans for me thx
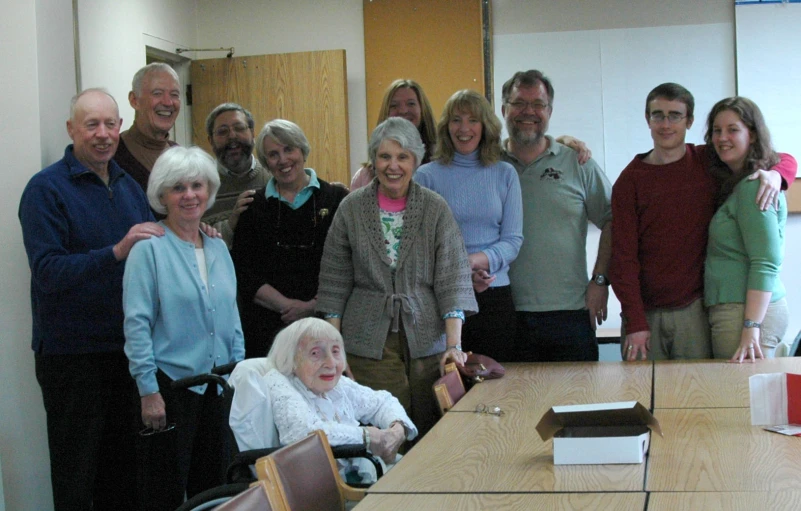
[515,310,598,362]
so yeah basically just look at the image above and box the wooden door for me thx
[190,50,350,185]
[363,0,491,130]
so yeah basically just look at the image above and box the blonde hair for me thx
[376,79,436,164]
[435,89,502,166]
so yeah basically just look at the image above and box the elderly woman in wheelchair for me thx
[229,317,416,483]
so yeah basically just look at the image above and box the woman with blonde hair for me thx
[415,90,523,362]
[350,79,437,190]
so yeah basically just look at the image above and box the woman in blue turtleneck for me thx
[415,89,523,362]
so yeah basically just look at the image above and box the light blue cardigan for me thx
[123,222,245,396]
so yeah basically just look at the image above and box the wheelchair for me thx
[174,359,382,511]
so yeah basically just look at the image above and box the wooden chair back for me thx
[255,430,365,511]
[433,362,466,415]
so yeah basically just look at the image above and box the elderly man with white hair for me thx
[115,62,182,193]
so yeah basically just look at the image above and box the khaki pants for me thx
[709,298,789,359]
[346,326,442,439]
[621,298,712,360]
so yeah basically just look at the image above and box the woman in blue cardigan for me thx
[123,146,245,510]
[415,90,523,361]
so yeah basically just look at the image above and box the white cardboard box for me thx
[535,401,661,465]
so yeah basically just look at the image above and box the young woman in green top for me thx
[704,97,791,363]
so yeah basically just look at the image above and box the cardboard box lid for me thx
[536,401,662,441]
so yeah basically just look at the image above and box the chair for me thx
[212,480,282,511]
[433,362,465,415]
[773,329,801,358]
[255,430,365,511]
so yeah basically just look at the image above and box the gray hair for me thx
[69,88,119,121]
[255,119,311,168]
[205,102,255,138]
[368,117,425,169]
[266,318,346,375]
[147,146,221,215]
[131,63,180,97]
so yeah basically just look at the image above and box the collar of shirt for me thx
[217,155,259,180]
[501,135,559,173]
[265,168,320,209]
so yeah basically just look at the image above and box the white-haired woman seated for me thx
[265,317,417,482]
[124,146,245,511]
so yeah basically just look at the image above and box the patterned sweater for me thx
[316,180,477,360]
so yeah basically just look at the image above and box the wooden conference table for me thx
[355,359,801,511]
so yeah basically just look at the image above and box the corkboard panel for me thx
[190,50,350,186]
[787,179,801,214]
[363,0,489,133]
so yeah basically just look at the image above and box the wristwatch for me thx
[449,344,463,352]
[592,274,610,286]
[743,319,762,329]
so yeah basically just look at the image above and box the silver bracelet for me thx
[363,427,371,453]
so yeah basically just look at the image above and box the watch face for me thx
[594,275,608,286]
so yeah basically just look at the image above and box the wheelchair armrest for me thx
[331,444,384,479]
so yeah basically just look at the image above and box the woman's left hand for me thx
[440,346,467,374]
[748,169,781,211]
[730,327,764,363]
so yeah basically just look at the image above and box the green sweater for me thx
[704,179,786,306]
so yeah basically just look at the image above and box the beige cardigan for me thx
[316,180,477,360]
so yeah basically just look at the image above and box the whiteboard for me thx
[493,23,735,183]
[736,2,801,169]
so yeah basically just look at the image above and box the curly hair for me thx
[704,97,779,205]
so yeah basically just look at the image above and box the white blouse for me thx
[265,369,418,447]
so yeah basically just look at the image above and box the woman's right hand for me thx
[730,327,764,364]
[141,392,167,430]
[367,424,405,464]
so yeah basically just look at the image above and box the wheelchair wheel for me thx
[175,482,251,511]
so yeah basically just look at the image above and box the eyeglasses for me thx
[138,423,176,437]
[213,124,250,138]
[506,100,549,112]
[475,404,504,417]
[648,112,687,124]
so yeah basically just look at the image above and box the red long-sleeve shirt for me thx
[609,144,796,335]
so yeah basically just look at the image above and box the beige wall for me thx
[0,1,51,509]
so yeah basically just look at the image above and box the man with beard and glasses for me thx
[114,63,181,195]
[201,103,269,246]
[500,69,613,362]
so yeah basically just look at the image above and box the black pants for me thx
[137,370,229,511]
[461,285,517,363]
[35,351,139,511]
[515,309,599,362]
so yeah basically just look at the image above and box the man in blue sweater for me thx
[19,89,163,510]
